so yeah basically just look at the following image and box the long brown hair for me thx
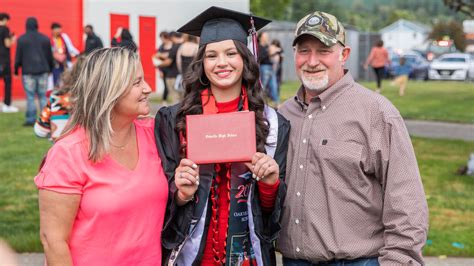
[176,40,269,156]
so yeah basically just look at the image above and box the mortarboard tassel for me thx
[249,16,259,62]
[249,15,265,89]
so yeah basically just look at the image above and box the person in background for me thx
[156,31,181,103]
[364,40,390,93]
[269,39,283,97]
[34,55,85,141]
[170,31,185,46]
[154,6,290,265]
[258,31,279,104]
[176,34,199,76]
[50,22,79,87]
[175,33,199,91]
[35,47,168,265]
[0,12,18,113]
[277,10,428,265]
[83,25,103,55]
[154,31,173,102]
[111,27,137,52]
[15,17,54,126]
[390,56,411,96]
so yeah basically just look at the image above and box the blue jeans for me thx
[52,64,65,87]
[260,64,279,103]
[283,257,379,266]
[22,73,48,123]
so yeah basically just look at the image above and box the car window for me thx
[440,57,466,63]
[428,43,456,54]
[405,57,416,64]
[391,55,416,64]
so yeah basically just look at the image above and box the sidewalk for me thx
[16,253,474,266]
[405,120,474,141]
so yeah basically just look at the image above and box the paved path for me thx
[405,120,474,141]
[14,253,474,266]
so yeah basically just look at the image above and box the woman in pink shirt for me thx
[364,40,390,93]
[35,47,168,266]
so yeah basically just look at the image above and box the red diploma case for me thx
[186,111,256,164]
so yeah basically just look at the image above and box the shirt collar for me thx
[293,70,354,111]
[294,85,307,111]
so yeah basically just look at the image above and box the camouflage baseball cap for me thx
[293,11,345,47]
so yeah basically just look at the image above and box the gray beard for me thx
[301,73,329,94]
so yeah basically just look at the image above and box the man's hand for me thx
[244,152,279,185]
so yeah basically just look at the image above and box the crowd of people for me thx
[1,6,429,266]
[1,12,287,119]
[153,29,284,106]
[1,13,106,127]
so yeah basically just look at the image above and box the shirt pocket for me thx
[316,139,364,189]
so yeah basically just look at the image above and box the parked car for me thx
[426,39,458,61]
[387,51,430,80]
[428,53,474,81]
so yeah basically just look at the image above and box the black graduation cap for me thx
[177,6,271,46]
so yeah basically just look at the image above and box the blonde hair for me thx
[62,47,139,162]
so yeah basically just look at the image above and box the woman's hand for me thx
[174,159,199,206]
[245,152,279,185]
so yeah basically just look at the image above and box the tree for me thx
[289,0,348,23]
[260,0,468,32]
[250,0,292,20]
[443,0,474,17]
[386,9,417,26]
[429,20,466,51]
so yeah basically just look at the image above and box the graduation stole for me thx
[200,87,257,266]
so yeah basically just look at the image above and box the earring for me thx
[199,76,209,86]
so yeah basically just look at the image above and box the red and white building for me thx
[0,0,248,100]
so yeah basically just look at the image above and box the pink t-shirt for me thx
[35,118,168,266]
[366,46,390,68]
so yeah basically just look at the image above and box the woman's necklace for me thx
[110,125,134,150]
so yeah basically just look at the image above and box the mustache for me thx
[302,67,326,72]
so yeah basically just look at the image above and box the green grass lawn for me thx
[1,111,474,256]
[280,80,474,123]
[412,136,474,257]
[0,113,50,252]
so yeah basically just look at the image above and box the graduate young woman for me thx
[154,6,290,266]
